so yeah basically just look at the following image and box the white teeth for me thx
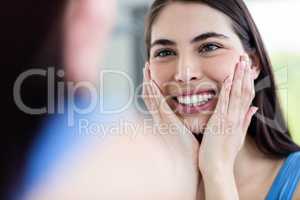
[197,96,202,102]
[192,96,198,104]
[177,93,214,105]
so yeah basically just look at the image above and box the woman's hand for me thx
[197,55,258,200]
[142,63,200,199]
[198,55,258,175]
[143,63,199,161]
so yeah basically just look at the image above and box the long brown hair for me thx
[144,0,300,158]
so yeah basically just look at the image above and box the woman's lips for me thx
[171,97,216,115]
[179,88,215,97]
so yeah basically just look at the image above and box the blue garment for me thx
[13,95,127,200]
[266,151,300,200]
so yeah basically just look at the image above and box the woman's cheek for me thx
[204,52,240,83]
[150,62,174,86]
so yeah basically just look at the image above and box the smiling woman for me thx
[143,0,300,199]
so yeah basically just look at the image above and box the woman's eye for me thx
[154,49,176,58]
[199,43,221,53]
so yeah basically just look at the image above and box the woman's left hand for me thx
[197,55,258,200]
[198,55,258,175]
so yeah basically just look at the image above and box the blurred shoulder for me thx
[25,113,184,199]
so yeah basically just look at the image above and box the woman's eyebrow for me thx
[151,39,176,49]
[191,32,229,43]
[150,32,228,49]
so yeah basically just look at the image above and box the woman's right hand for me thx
[142,63,200,199]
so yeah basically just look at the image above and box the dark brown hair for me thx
[144,0,300,158]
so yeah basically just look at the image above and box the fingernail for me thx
[240,60,246,69]
[240,54,247,61]
[240,55,250,67]
[252,107,259,114]
[245,54,250,62]
[247,57,252,67]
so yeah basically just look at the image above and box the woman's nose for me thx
[174,55,204,82]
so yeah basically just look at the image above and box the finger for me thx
[212,76,232,137]
[142,63,160,116]
[142,81,156,115]
[142,63,151,98]
[241,57,255,115]
[150,80,198,146]
[150,81,184,128]
[228,57,246,120]
[143,62,151,82]
[143,64,167,115]
[247,56,256,106]
[215,76,232,116]
[150,80,175,118]
[144,67,196,145]
[144,63,159,108]
[223,76,233,115]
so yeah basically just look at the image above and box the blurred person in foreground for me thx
[21,0,300,200]
[19,0,201,199]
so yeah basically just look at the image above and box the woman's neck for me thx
[197,134,285,200]
[197,134,284,200]
[233,134,284,190]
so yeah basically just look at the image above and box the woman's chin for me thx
[182,118,208,134]
[190,127,204,135]
[175,111,211,142]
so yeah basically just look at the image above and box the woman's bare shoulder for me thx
[293,183,300,200]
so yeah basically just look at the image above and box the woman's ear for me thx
[249,53,262,80]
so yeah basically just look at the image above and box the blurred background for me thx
[1,0,299,198]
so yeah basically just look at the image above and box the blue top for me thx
[11,94,128,200]
[266,151,300,200]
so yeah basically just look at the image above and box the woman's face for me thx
[148,2,250,134]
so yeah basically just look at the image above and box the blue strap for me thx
[265,151,300,200]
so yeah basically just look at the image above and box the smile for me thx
[172,89,217,114]
[177,92,215,106]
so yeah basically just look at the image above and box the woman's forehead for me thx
[151,2,235,43]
